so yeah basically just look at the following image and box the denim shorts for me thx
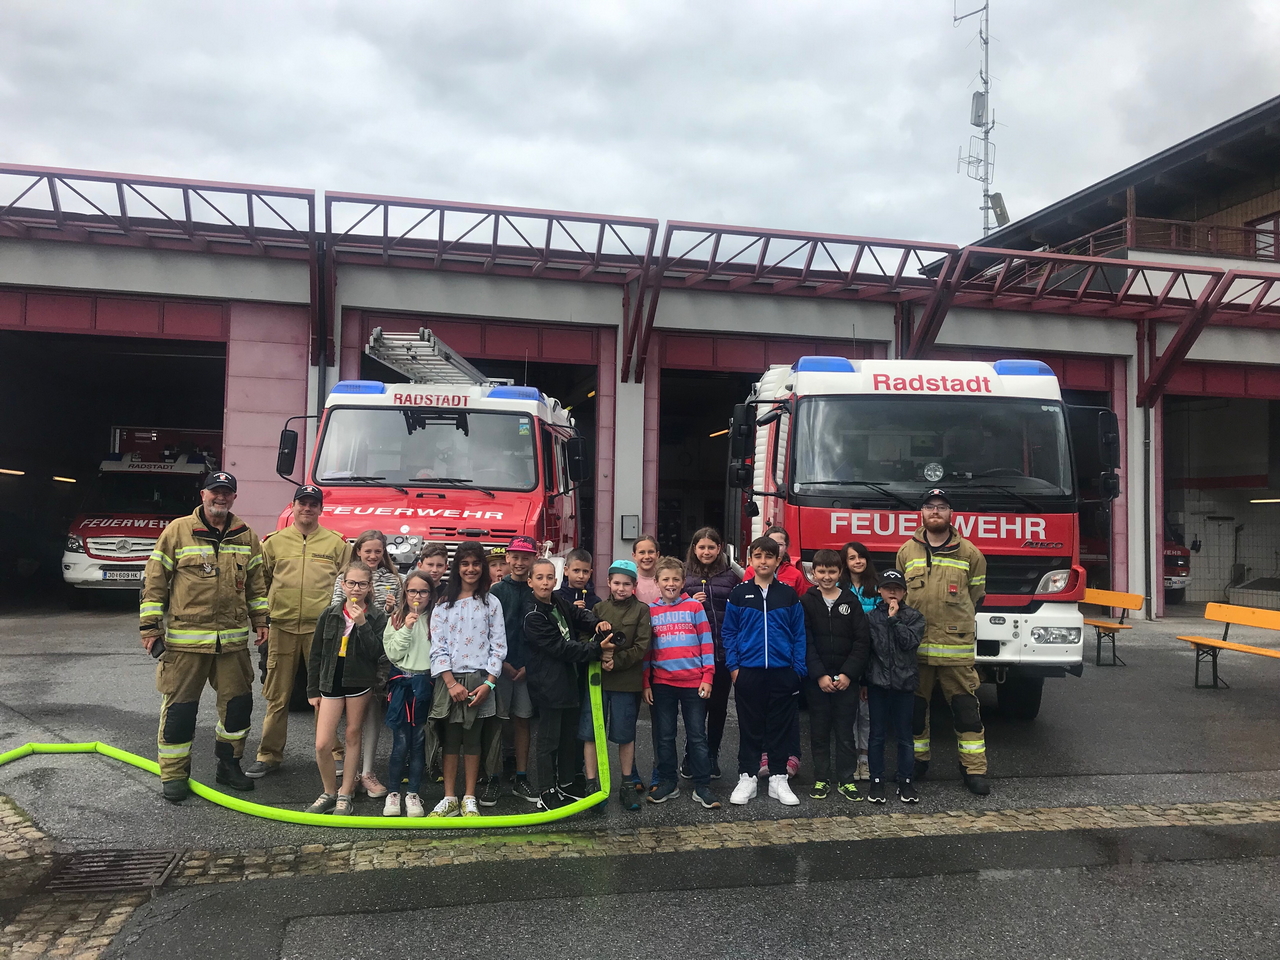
[577,689,639,745]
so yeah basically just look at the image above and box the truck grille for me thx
[866,552,1069,597]
[87,537,155,559]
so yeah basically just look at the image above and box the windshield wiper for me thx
[405,477,496,499]
[796,480,918,511]
[325,475,408,495]
[949,481,1041,511]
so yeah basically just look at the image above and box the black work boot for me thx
[216,758,255,791]
[963,772,991,796]
[913,759,929,781]
[162,779,189,804]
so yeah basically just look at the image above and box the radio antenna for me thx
[954,1,1007,236]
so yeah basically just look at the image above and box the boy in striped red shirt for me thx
[645,557,720,809]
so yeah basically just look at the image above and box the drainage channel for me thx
[42,849,184,895]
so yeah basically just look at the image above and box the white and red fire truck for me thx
[727,356,1119,719]
[62,427,221,590]
[274,329,590,567]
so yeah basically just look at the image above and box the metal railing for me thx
[1056,217,1280,262]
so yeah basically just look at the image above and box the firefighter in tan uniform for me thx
[245,484,351,778]
[139,472,269,803]
[896,488,991,796]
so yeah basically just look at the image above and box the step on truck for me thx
[274,328,591,570]
[726,356,1120,720]
[62,427,221,591]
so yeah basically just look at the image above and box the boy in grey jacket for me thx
[863,569,926,804]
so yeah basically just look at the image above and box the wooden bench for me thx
[1083,588,1144,667]
[1177,602,1280,688]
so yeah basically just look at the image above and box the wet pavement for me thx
[1,598,1278,957]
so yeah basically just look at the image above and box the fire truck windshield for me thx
[315,408,539,492]
[87,474,204,515]
[792,396,1073,503]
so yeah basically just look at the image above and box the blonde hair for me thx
[655,556,685,578]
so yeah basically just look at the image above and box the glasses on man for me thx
[343,579,371,588]
[922,504,951,513]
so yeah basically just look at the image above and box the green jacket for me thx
[592,596,652,693]
[261,523,351,631]
[896,526,987,666]
[383,614,432,673]
[140,508,268,653]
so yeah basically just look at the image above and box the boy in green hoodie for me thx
[581,559,652,808]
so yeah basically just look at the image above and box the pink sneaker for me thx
[757,753,769,777]
[786,755,801,777]
[359,772,388,799]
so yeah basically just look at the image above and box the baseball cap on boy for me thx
[293,484,323,503]
[878,569,907,590]
[506,535,537,555]
[203,472,237,492]
[607,559,638,581]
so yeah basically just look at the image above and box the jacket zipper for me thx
[762,585,769,668]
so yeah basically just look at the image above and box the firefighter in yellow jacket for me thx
[139,472,269,803]
[895,488,991,796]
[245,484,350,779]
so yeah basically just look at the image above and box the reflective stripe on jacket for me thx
[140,508,268,653]
[261,524,351,631]
[895,526,987,667]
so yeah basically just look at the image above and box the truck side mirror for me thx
[1099,410,1120,469]
[1099,471,1120,501]
[727,460,752,489]
[729,403,755,461]
[743,500,760,519]
[276,429,299,481]
[566,436,591,483]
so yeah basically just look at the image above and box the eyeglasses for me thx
[343,579,370,588]
[406,588,431,597]
[922,504,951,513]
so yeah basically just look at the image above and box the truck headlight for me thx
[65,535,85,554]
[1030,626,1081,644]
[1035,569,1072,594]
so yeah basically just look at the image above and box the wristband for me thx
[484,679,496,691]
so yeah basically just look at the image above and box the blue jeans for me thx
[651,684,711,786]
[388,723,427,795]
[866,685,915,782]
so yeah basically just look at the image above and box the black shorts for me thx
[321,655,371,700]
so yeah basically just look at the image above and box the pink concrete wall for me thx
[223,303,311,538]
[1110,358,1130,593]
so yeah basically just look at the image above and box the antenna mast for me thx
[955,1,997,236]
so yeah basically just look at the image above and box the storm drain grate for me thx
[43,849,183,894]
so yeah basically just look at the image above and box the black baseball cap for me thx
[879,569,907,590]
[294,484,323,504]
[921,488,951,507]
[203,471,237,492]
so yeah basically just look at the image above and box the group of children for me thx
[302,524,928,817]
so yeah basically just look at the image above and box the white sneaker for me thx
[382,792,402,817]
[768,774,800,806]
[403,793,425,818]
[730,772,758,805]
[460,795,481,818]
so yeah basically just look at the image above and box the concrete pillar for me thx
[613,327,647,561]
[223,303,311,537]
[593,328,617,574]
[1109,357,1130,592]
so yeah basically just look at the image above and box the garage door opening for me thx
[0,330,225,595]
[361,353,598,555]
[657,368,761,558]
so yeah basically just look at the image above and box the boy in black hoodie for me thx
[523,558,614,810]
[800,549,871,802]
[864,569,926,804]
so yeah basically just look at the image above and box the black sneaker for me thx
[479,776,502,807]
[710,755,722,780]
[216,759,254,792]
[620,783,641,811]
[679,755,692,780]
[536,789,567,811]
[897,779,920,804]
[913,759,929,781]
[244,760,279,779]
[867,779,887,804]
[693,785,721,809]
[161,779,189,804]
[963,772,991,796]
[511,775,538,804]
[648,781,680,804]
[559,781,586,801]
[583,777,601,797]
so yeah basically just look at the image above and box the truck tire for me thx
[998,674,1044,721]
[1165,588,1186,606]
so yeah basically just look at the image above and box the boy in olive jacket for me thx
[582,559,652,806]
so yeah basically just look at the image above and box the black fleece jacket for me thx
[523,594,604,709]
[800,585,871,683]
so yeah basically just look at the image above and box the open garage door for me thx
[0,330,225,595]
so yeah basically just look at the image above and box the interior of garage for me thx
[362,352,599,555]
[1164,395,1280,608]
[0,330,225,592]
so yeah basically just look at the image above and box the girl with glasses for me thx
[381,570,435,817]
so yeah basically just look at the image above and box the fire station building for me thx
[2,95,1278,615]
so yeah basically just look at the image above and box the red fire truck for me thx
[274,329,590,568]
[727,356,1119,719]
[62,427,221,591]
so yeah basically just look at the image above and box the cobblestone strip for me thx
[174,797,1280,883]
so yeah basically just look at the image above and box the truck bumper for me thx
[1164,576,1189,589]
[62,553,145,590]
[974,602,1084,673]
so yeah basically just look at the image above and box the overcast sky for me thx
[2,1,1278,246]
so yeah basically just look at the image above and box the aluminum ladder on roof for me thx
[364,327,495,386]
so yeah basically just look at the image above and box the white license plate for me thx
[103,571,142,581]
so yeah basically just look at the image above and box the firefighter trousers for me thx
[257,626,312,764]
[912,663,987,775]
[156,647,253,782]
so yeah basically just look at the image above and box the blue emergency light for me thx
[792,356,857,373]
[488,385,545,402]
[331,380,388,394]
[991,359,1054,377]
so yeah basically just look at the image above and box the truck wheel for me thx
[1165,588,1185,606]
[998,675,1044,720]
[289,660,311,711]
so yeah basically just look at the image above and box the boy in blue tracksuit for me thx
[722,535,807,807]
